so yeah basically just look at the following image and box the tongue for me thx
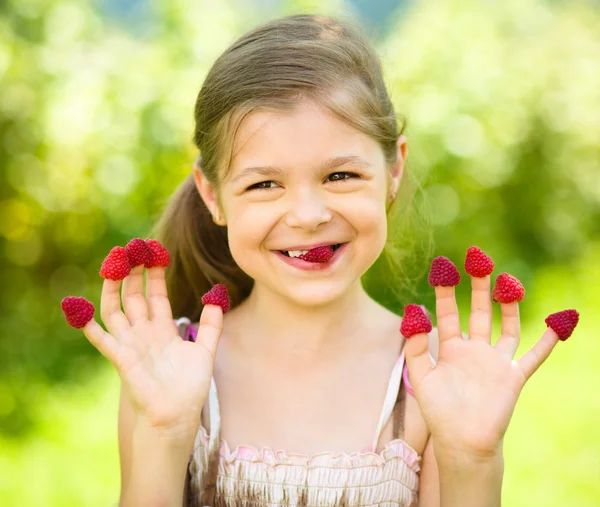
[298,245,335,263]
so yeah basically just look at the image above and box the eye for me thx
[326,172,360,182]
[247,181,279,191]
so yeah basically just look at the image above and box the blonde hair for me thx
[151,14,432,324]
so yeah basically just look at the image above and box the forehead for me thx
[229,99,384,171]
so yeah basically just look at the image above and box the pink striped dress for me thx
[174,317,420,507]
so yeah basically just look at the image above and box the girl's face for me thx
[200,99,405,307]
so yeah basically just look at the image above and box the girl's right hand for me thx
[81,264,223,439]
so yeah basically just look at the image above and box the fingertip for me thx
[434,285,455,298]
[102,277,123,291]
[200,303,224,327]
[500,300,520,313]
[470,274,491,289]
[84,318,103,333]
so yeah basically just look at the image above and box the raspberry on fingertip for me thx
[428,256,461,287]
[545,309,579,341]
[61,296,95,329]
[465,246,495,277]
[126,238,153,267]
[400,304,433,338]
[144,238,170,268]
[201,284,231,313]
[100,246,132,280]
[492,273,525,303]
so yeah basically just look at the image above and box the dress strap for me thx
[370,350,406,452]
[207,377,222,455]
[203,376,221,506]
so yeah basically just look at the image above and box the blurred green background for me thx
[1,0,599,505]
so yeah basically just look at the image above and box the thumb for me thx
[196,304,224,360]
[401,304,433,390]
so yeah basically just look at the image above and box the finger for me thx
[121,265,148,325]
[81,319,120,363]
[100,278,131,337]
[516,327,559,381]
[468,275,492,343]
[195,304,224,360]
[434,286,462,345]
[494,302,521,359]
[403,330,433,390]
[145,266,174,323]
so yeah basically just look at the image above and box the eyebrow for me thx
[230,155,372,184]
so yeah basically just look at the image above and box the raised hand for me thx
[61,238,229,437]
[402,247,580,463]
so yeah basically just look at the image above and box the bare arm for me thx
[416,435,440,506]
[417,434,503,507]
[118,383,194,507]
[436,451,503,507]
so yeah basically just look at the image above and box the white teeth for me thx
[287,250,309,258]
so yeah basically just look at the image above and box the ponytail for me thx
[150,162,253,323]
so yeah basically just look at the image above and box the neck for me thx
[232,281,377,360]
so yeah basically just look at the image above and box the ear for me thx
[389,135,407,196]
[192,159,226,225]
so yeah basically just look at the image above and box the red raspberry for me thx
[545,309,579,341]
[400,304,433,338]
[126,238,152,267]
[61,296,95,329]
[299,245,335,263]
[144,239,170,268]
[201,283,231,313]
[100,246,132,280]
[464,246,494,277]
[428,256,461,287]
[492,273,525,303]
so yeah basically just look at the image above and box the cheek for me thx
[225,203,273,254]
[344,191,388,237]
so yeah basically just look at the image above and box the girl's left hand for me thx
[403,254,576,465]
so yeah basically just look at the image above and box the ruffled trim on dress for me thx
[194,424,422,473]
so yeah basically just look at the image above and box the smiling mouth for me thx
[280,244,342,257]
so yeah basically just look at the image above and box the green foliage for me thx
[1,0,598,504]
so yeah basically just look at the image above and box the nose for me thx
[284,187,333,231]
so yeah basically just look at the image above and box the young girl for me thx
[64,14,579,507]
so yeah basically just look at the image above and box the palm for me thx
[416,339,522,455]
[404,278,561,460]
[116,322,216,428]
